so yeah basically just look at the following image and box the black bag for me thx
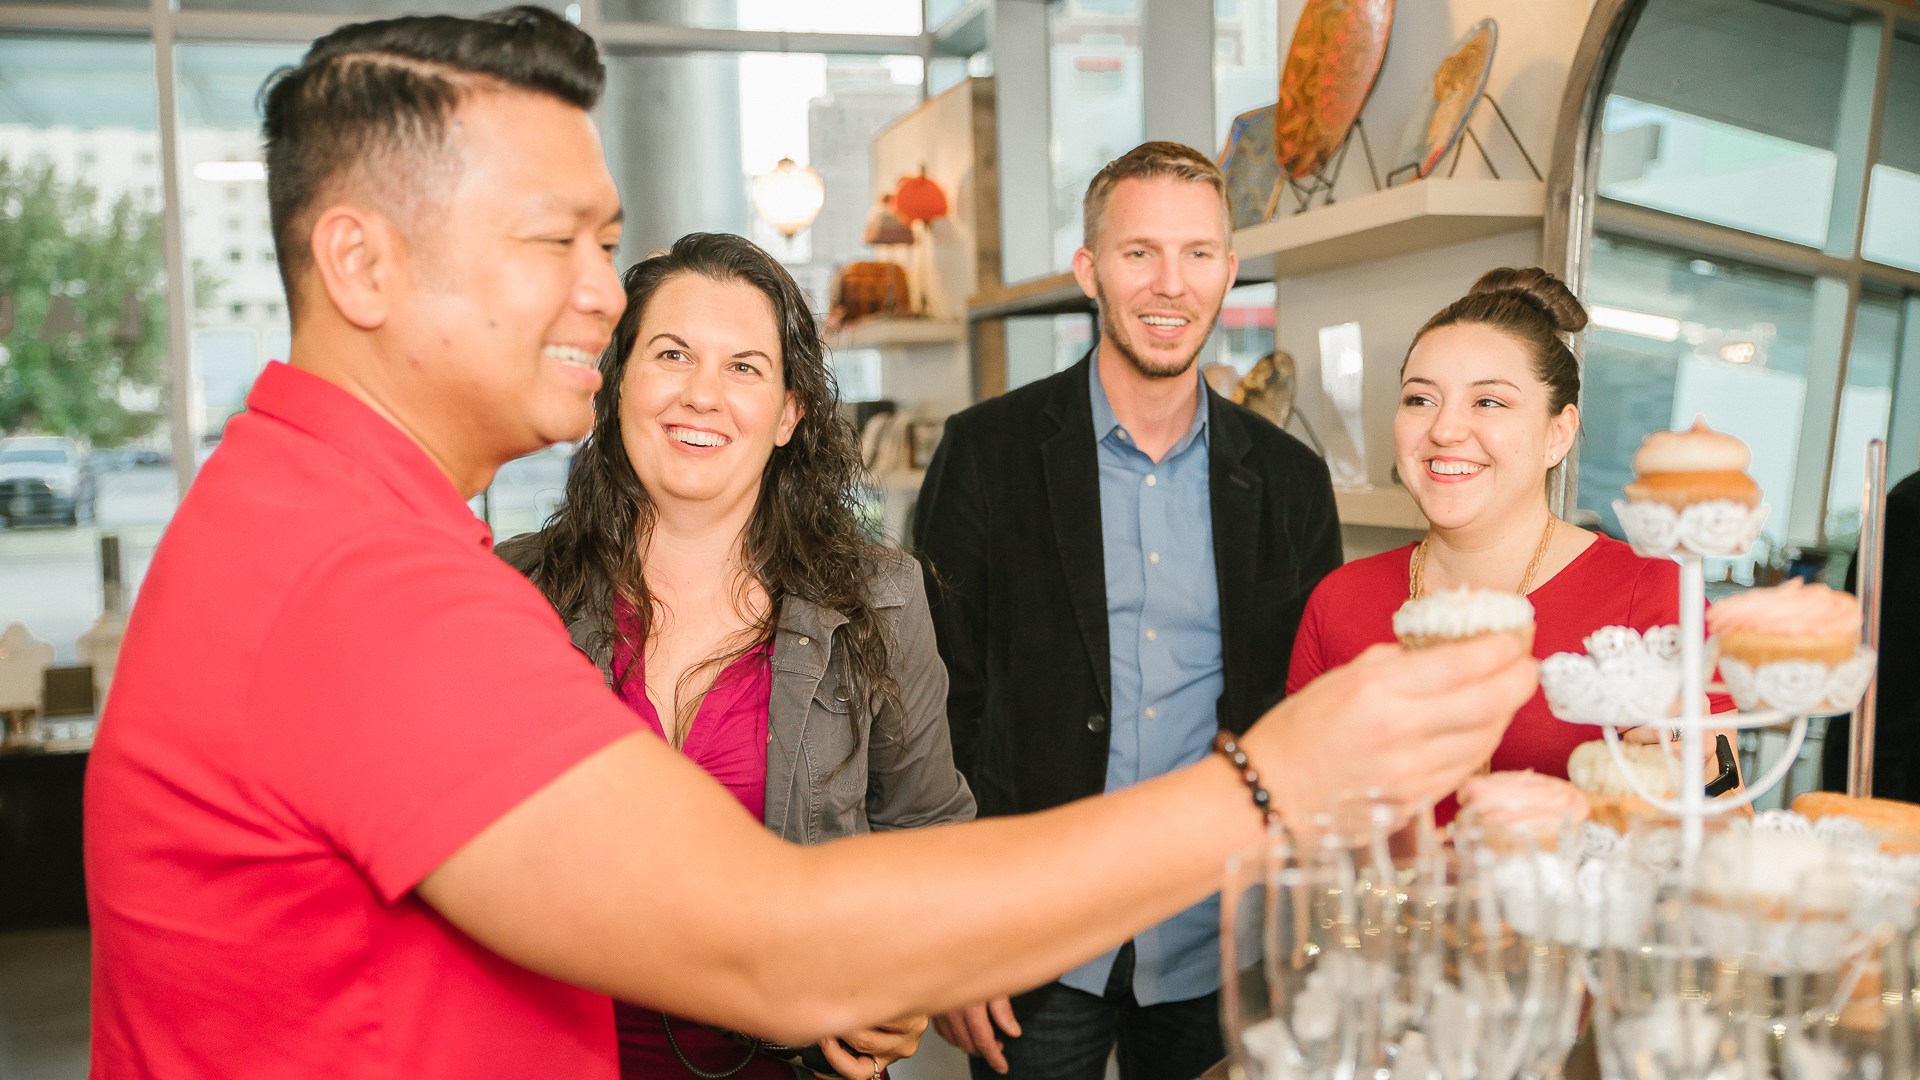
[660,1013,843,1079]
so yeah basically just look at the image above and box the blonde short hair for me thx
[1081,141,1230,250]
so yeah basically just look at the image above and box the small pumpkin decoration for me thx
[892,167,949,227]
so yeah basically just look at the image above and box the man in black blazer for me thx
[913,142,1342,1080]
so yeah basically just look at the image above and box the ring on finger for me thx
[1670,726,1684,743]
[872,1060,883,1080]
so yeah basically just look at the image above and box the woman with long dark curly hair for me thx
[498,232,973,1080]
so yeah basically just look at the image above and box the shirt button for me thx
[1144,706,1157,720]
[1148,551,1160,565]
[1145,628,1157,642]
[1145,474,1157,487]
[797,636,810,646]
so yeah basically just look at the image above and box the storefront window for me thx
[1825,292,1903,553]
[1048,0,1142,271]
[176,44,300,448]
[600,0,921,35]
[925,0,969,32]
[182,0,564,13]
[1863,31,1920,273]
[1579,235,1820,578]
[1584,0,1920,592]
[1212,0,1277,155]
[1212,281,1275,375]
[0,37,165,658]
[1599,0,1853,248]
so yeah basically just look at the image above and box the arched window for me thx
[1552,0,1920,584]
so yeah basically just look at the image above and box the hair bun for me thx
[1466,266,1588,335]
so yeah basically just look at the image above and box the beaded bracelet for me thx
[1211,730,1282,830]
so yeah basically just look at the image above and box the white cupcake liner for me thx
[1541,625,1684,727]
[1717,646,1876,715]
[1481,813,1918,963]
[1613,498,1770,559]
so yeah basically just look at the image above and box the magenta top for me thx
[608,599,787,1080]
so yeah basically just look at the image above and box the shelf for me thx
[1335,486,1427,531]
[830,319,965,350]
[967,179,1545,321]
[967,274,1090,322]
[1233,178,1546,281]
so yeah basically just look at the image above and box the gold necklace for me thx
[1408,516,1557,601]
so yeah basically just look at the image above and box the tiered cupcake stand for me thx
[1528,457,1903,1080]
[1539,496,1876,862]
[1222,450,1904,1080]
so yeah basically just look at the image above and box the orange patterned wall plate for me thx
[1392,19,1497,181]
[1274,0,1395,182]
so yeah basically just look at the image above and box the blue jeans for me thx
[969,944,1224,1080]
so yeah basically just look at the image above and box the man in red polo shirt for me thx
[85,7,1538,1078]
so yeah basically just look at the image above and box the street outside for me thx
[0,445,572,662]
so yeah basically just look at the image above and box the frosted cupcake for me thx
[1707,579,1860,667]
[1567,739,1669,832]
[1392,587,1536,652]
[1623,418,1761,510]
[1792,791,1920,855]
[1695,826,1856,974]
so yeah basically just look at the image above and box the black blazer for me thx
[911,356,1343,818]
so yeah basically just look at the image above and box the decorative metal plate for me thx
[1392,18,1497,181]
[1274,0,1395,181]
[1218,103,1281,229]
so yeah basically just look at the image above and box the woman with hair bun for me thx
[1287,267,1734,817]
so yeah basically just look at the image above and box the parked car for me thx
[0,436,97,527]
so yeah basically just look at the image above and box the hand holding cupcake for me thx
[1392,587,1536,652]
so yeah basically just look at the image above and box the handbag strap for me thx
[660,1012,758,1079]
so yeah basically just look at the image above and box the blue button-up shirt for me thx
[1059,357,1224,1006]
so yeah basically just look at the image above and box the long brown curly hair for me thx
[523,232,895,749]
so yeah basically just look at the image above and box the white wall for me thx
[1268,1,1596,556]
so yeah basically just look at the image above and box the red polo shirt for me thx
[85,362,636,1079]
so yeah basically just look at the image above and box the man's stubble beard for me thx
[1094,278,1221,382]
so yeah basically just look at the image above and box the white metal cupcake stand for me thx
[1539,472,1880,862]
[1536,440,1896,1076]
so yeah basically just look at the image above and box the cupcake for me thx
[1456,770,1590,849]
[1694,826,1856,974]
[1707,580,1860,667]
[1392,587,1535,652]
[1566,739,1669,832]
[1698,827,1850,908]
[1622,418,1762,510]
[1792,791,1920,855]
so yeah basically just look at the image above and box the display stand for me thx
[1282,120,1383,214]
[1541,496,1875,866]
[1385,93,1544,187]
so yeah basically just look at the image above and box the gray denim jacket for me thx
[497,533,975,843]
